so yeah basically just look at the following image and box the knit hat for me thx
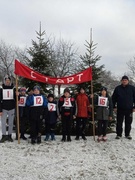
[121,75,129,81]
[64,88,70,94]
[33,85,40,91]
[47,93,54,98]
[20,87,26,92]
[4,75,11,81]
[100,86,107,92]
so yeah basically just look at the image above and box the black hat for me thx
[100,86,107,92]
[47,94,54,98]
[121,75,129,81]
[64,88,70,94]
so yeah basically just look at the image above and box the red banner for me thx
[14,59,92,85]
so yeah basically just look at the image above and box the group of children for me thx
[0,75,113,144]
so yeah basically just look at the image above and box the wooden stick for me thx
[15,75,20,144]
[91,80,95,141]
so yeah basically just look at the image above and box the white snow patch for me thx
[0,114,135,180]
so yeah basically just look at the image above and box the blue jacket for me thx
[26,94,48,107]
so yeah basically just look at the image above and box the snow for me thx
[0,115,135,180]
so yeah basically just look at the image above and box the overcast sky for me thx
[1,0,135,77]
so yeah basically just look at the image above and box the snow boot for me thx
[97,136,102,142]
[102,136,107,141]
[82,135,87,140]
[61,135,66,142]
[51,133,56,141]
[67,136,71,142]
[75,136,79,140]
[44,134,50,141]
[0,135,7,143]
[31,138,36,145]
[37,136,41,144]
[8,135,13,142]
[20,134,27,140]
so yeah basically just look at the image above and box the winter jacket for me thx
[58,95,76,117]
[95,95,113,120]
[0,84,16,111]
[76,93,91,118]
[18,94,29,118]
[112,84,135,110]
[45,100,58,124]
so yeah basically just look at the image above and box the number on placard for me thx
[36,97,41,104]
[100,98,105,105]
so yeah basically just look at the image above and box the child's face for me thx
[48,97,53,102]
[80,89,85,94]
[101,90,107,96]
[33,89,40,95]
[21,91,26,95]
[64,92,70,98]
[5,79,11,86]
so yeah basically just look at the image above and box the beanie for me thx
[64,88,70,94]
[20,87,26,92]
[4,76,11,81]
[47,93,54,98]
[33,85,40,91]
[100,86,107,92]
[121,75,129,81]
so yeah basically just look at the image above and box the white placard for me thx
[3,89,13,100]
[62,98,72,107]
[33,96,43,106]
[98,96,108,107]
[18,97,26,107]
[48,103,56,111]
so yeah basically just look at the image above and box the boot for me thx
[20,134,27,140]
[82,135,87,140]
[75,136,79,140]
[44,134,50,141]
[8,135,13,142]
[67,136,71,142]
[31,138,36,145]
[51,133,55,141]
[61,135,66,142]
[37,136,41,144]
[0,135,7,143]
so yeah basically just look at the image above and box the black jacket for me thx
[112,84,135,110]
[0,84,16,111]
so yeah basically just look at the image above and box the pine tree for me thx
[77,31,104,93]
[21,23,52,93]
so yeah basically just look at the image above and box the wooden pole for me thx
[91,80,95,141]
[15,75,20,144]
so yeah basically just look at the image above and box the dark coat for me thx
[45,100,58,124]
[95,95,113,120]
[112,84,135,110]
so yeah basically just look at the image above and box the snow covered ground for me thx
[0,115,135,180]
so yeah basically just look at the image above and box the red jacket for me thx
[76,93,91,118]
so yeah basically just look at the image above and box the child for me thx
[26,86,48,144]
[0,76,19,143]
[75,87,91,140]
[44,94,57,141]
[18,87,28,140]
[58,88,76,142]
[95,87,113,142]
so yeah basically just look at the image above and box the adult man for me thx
[112,75,135,140]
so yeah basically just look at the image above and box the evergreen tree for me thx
[76,33,104,94]
[21,24,52,93]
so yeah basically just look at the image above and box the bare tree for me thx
[48,38,80,96]
[127,57,135,83]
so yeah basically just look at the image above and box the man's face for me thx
[121,79,129,86]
